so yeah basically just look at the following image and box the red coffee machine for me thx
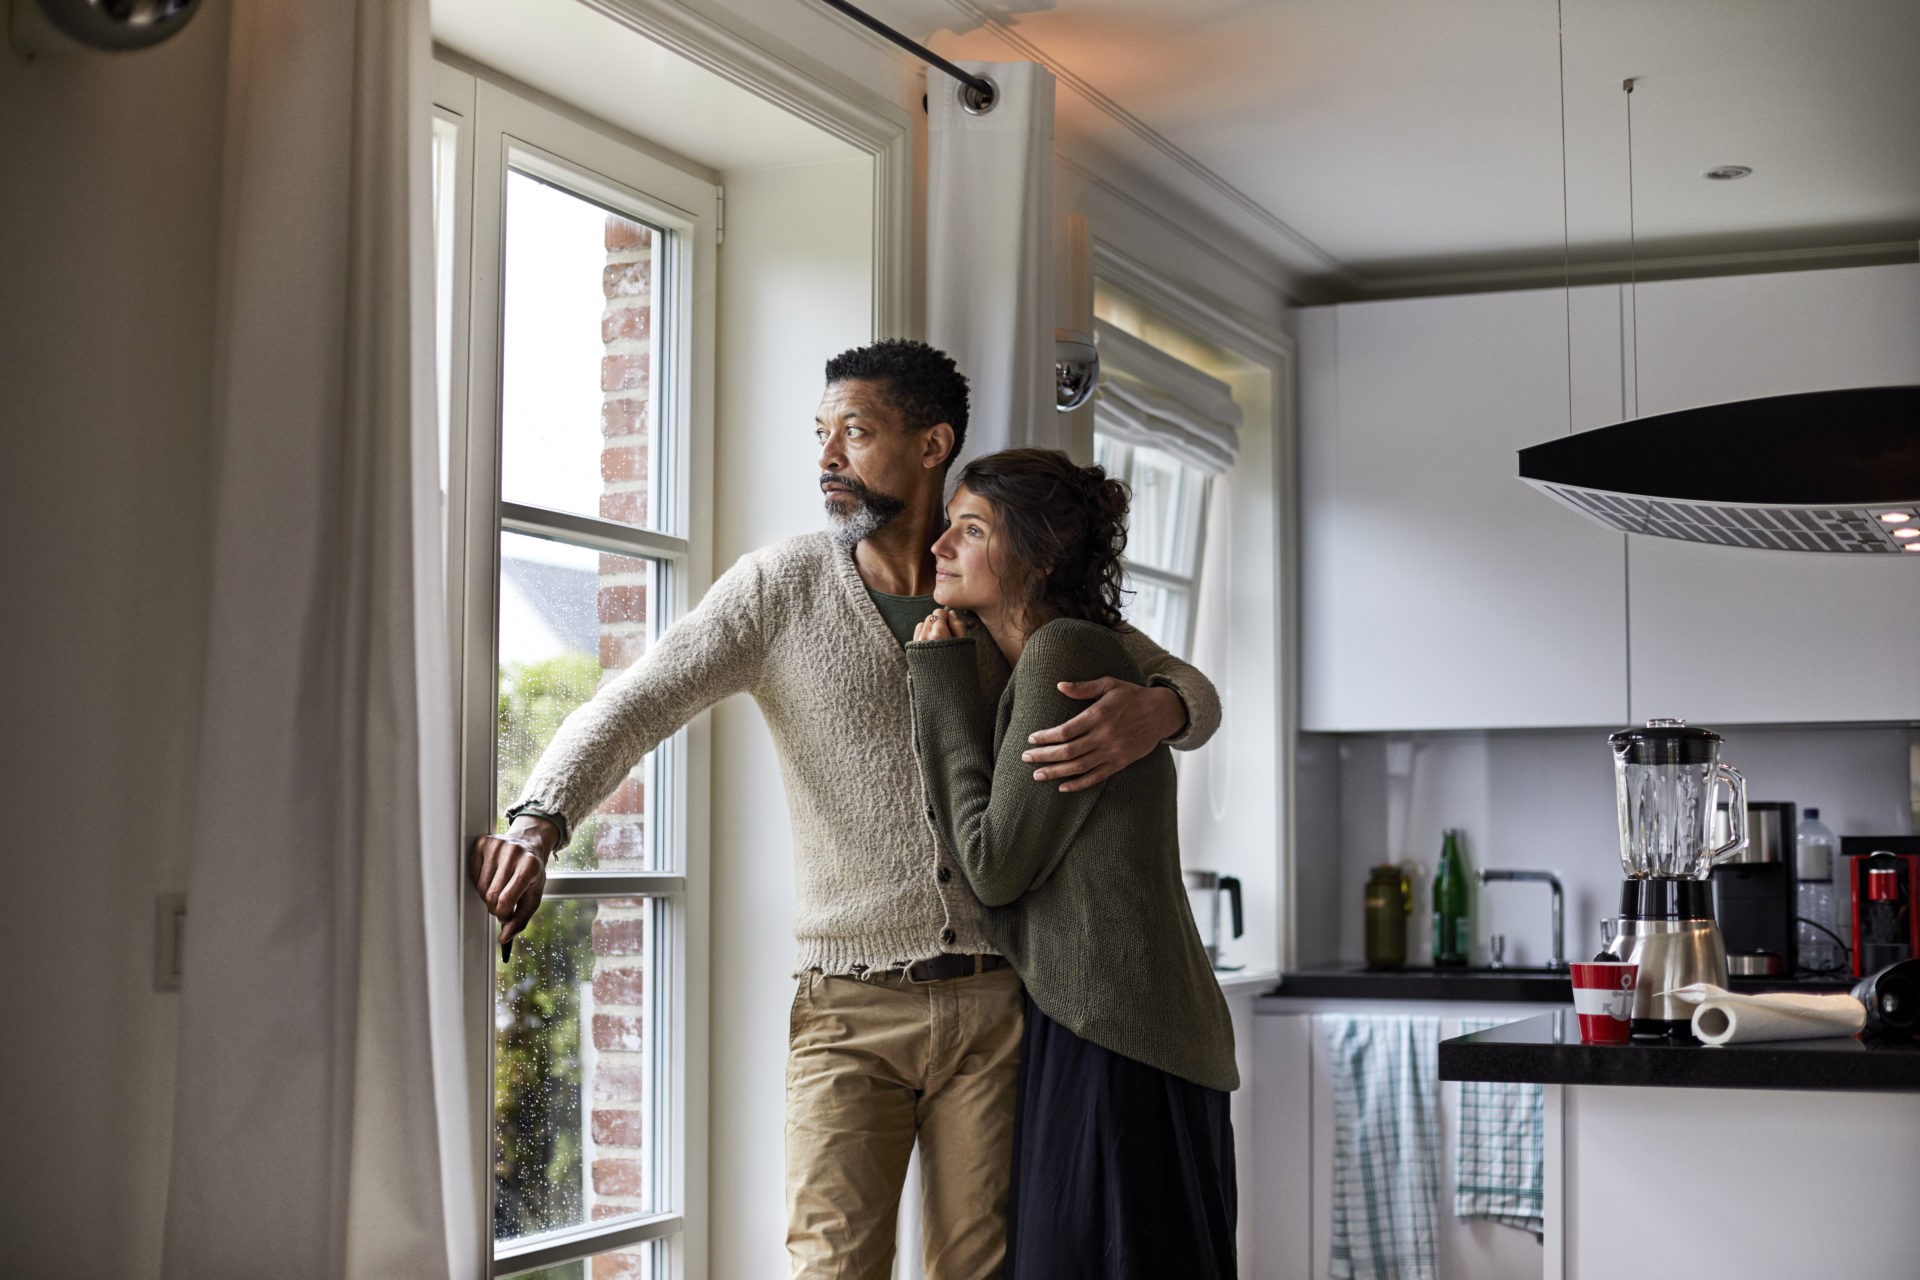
[1848,850,1920,977]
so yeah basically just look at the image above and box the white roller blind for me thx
[1094,319,1242,474]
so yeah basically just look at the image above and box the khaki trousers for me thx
[785,964,1024,1280]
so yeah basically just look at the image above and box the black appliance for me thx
[1846,850,1920,977]
[1712,800,1797,977]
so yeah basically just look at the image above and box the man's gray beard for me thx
[825,491,907,549]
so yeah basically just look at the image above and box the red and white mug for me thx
[1570,961,1638,1043]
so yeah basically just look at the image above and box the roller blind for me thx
[1093,319,1242,474]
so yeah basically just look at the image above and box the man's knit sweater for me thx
[512,532,1221,976]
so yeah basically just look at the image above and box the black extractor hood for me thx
[1518,385,1920,554]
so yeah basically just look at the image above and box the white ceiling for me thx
[882,0,1920,293]
[432,0,860,174]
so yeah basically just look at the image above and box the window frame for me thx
[433,57,718,1279]
[1093,435,1213,660]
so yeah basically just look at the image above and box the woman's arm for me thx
[907,622,1135,907]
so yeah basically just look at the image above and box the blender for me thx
[1602,719,1748,1038]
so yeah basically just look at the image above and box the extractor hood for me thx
[1518,386,1920,553]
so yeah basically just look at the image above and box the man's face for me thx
[814,379,926,547]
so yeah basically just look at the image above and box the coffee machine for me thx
[1847,850,1920,976]
[1602,719,1747,1038]
[1711,800,1797,976]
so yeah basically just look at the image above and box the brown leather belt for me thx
[896,953,1009,983]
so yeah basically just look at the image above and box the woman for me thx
[906,447,1238,1279]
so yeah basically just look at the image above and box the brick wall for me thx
[587,212,656,1275]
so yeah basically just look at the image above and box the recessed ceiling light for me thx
[1904,543,1920,553]
[1703,166,1753,181]
[1895,528,1920,540]
[1878,511,1913,524]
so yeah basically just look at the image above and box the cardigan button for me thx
[940,928,956,945]
[937,866,952,884]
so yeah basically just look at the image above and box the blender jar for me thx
[1611,718,1748,879]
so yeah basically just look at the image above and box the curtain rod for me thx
[811,0,998,110]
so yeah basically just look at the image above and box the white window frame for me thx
[433,56,717,1279]
[1093,435,1213,660]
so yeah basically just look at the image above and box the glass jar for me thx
[1364,864,1411,969]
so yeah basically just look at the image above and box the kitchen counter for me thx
[1439,1008,1920,1092]
[1257,965,1852,1007]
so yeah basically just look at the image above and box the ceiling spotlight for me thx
[1895,528,1920,540]
[1905,543,1920,553]
[1703,166,1753,181]
[1878,511,1913,524]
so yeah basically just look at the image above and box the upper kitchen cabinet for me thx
[1626,264,1920,725]
[1300,286,1629,731]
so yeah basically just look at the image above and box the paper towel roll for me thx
[1666,983,1866,1046]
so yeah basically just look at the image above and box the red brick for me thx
[592,1157,645,1197]
[592,1107,647,1148]
[593,821,647,862]
[594,966,647,1006]
[601,352,650,393]
[594,1012,647,1052]
[593,916,646,955]
[601,397,649,438]
[591,1204,640,1222]
[603,260,651,299]
[604,217,651,251]
[593,1060,649,1103]
[598,583,649,621]
[602,777,647,814]
[592,1251,650,1280]
[599,491,649,525]
[600,630,647,670]
[602,306,651,343]
[599,552,647,576]
[600,445,650,484]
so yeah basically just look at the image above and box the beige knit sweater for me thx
[514,532,1221,975]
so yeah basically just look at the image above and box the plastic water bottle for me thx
[1796,808,1842,973]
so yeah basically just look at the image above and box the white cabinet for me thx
[1301,263,1920,731]
[1625,264,1920,724]
[1300,287,1628,731]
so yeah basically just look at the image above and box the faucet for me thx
[1477,869,1566,971]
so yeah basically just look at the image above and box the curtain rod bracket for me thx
[812,0,997,111]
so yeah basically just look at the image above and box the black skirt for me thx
[1002,993,1238,1280]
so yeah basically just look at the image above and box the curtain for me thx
[1094,320,1243,474]
[927,60,1057,463]
[162,1,477,1276]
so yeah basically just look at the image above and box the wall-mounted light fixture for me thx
[1054,329,1099,412]
[10,0,201,56]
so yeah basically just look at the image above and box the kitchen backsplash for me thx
[1294,724,1915,970]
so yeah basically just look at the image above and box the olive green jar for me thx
[1363,864,1411,969]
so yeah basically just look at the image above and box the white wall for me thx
[706,155,877,1277]
[1329,724,1914,969]
[0,6,230,1274]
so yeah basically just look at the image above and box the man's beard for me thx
[822,474,908,549]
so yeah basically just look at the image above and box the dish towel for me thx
[1666,983,1866,1045]
[1321,1015,1442,1280]
[1451,1019,1544,1237]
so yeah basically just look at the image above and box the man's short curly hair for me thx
[824,339,969,464]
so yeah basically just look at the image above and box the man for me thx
[470,339,1220,1279]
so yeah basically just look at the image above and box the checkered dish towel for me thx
[1320,1015,1442,1280]
[1452,1018,1544,1236]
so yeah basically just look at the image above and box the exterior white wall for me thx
[0,5,231,1274]
[707,155,878,1277]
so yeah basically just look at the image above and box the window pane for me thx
[496,897,665,1243]
[497,532,664,871]
[502,1240,665,1280]
[501,169,665,531]
[1093,433,1128,480]
[1123,578,1192,660]
[1124,444,1206,577]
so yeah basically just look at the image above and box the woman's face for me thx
[931,483,1017,613]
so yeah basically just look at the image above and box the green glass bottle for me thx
[1432,829,1470,968]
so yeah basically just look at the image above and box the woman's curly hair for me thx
[954,448,1131,628]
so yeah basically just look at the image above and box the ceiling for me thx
[873,0,1920,295]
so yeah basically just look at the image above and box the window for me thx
[435,63,717,1278]
[1093,436,1211,658]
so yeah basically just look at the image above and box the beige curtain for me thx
[162,1,477,1275]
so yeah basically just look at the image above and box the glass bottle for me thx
[1432,829,1470,968]
[1364,864,1410,969]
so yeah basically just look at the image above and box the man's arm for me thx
[1017,625,1221,793]
[471,553,767,944]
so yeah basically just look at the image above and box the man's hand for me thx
[913,607,969,642]
[469,814,560,947]
[1022,679,1187,792]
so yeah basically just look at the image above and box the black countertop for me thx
[1438,1010,1920,1092]
[1259,966,1855,1005]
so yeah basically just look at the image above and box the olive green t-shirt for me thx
[866,587,936,647]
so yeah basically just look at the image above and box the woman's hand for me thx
[914,607,969,642]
